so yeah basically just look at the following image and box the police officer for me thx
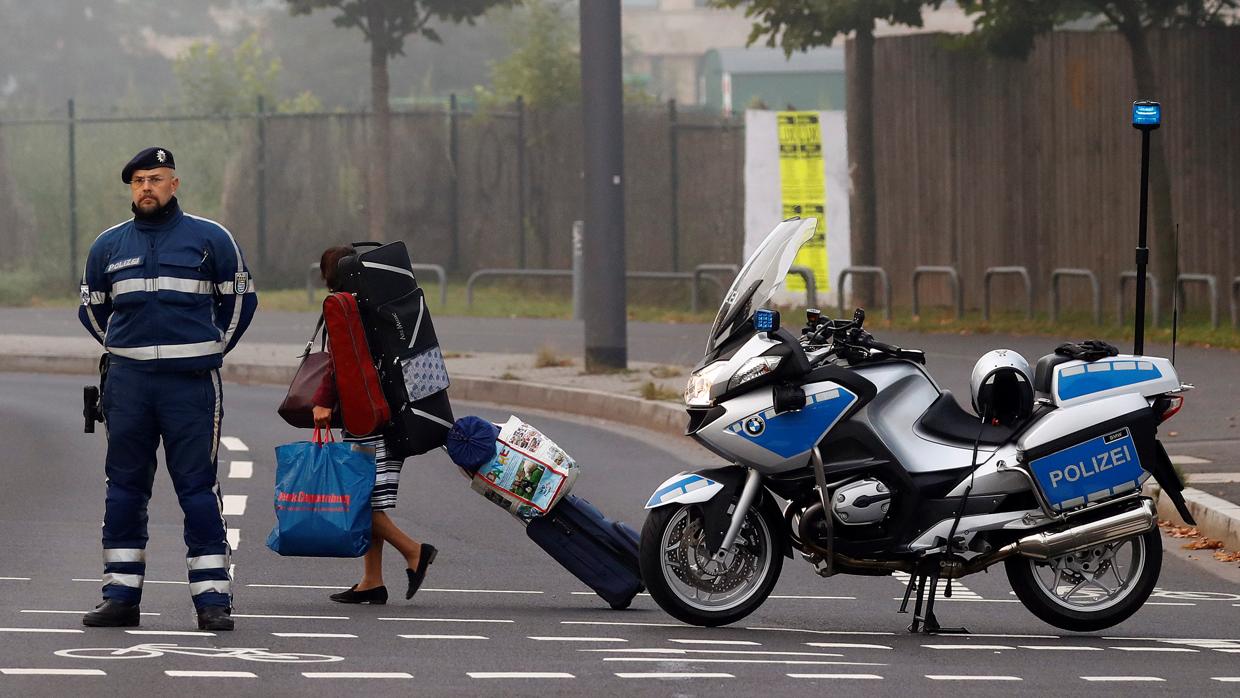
[78,147,258,631]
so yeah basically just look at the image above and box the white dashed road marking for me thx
[227,461,252,479]
[468,672,574,679]
[126,630,215,637]
[616,673,735,679]
[583,649,844,658]
[0,628,83,634]
[560,620,684,629]
[1110,646,1198,653]
[603,658,884,667]
[221,495,247,516]
[923,644,1012,651]
[1018,645,1103,651]
[1081,676,1166,682]
[219,437,247,452]
[747,627,896,636]
[528,636,628,642]
[231,614,348,620]
[21,610,160,617]
[303,672,413,679]
[272,633,357,639]
[248,584,349,590]
[927,675,1022,681]
[399,635,490,640]
[1,668,105,676]
[669,639,760,646]
[804,642,893,650]
[380,617,514,624]
[226,528,241,550]
[0,577,31,582]
[422,588,543,595]
[1213,677,1240,682]
[789,673,883,680]
[166,671,255,678]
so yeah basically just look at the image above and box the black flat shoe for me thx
[329,585,388,605]
[82,599,140,628]
[405,544,438,600]
[196,605,234,631]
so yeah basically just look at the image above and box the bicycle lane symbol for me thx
[55,643,344,663]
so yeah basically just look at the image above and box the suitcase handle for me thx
[351,241,383,248]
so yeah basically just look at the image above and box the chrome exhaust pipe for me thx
[1011,499,1157,561]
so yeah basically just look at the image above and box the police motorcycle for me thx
[639,217,1195,632]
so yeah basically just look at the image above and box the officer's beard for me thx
[132,195,179,224]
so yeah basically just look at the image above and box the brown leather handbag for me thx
[278,316,342,429]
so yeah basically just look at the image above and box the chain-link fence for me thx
[0,100,746,296]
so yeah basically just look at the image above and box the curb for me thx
[1147,483,1240,552]
[0,353,688,440]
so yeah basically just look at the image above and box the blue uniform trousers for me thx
[100,363,232,609]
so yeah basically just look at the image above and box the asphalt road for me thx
[1,373,1238,697]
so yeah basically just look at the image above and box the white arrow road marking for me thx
[219,437,247,452]
[166,671,255,678]
[468,672,574,679]
[221,495,247,516]
[1,669,105,676]
[616,673,735,679]
[303,672,413,679]
[227,461,252,479]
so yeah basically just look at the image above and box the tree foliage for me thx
[173,34,281,114]
[480,0,580,108]
[285,0,515,55]
[711,0,943,52]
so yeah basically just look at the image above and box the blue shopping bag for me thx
[266,428,375,557]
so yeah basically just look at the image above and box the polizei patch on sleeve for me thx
[104,256,143,274]
[1027,427,1147,511]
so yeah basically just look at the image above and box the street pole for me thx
[67,98,77,288]
[1131,100,1160,356]
[449,93,460,273]
[255,95,267,278]
[579,0,627,371]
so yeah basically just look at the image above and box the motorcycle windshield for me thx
[707,217,817,353]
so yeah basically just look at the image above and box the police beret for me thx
[121,147,175,183]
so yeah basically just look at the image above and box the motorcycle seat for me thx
[916,390,1016,446]
[1033,352,1074,394]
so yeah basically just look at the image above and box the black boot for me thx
[82,599,140,628]
[196,605,234,631]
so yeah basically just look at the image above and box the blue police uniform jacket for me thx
[78,198,258,371]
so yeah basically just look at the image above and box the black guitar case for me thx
[337,241,453,459]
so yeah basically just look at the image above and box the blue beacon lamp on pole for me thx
[1131,100,1160,356]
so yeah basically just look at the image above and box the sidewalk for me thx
[1,332,1236,556]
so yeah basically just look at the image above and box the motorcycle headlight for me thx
[727,356,782,392]
[684,360,731,407]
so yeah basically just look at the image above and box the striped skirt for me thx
[343,432,404,511]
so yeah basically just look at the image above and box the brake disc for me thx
[668,513,759,594]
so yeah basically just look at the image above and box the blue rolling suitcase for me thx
[526,495,644,610]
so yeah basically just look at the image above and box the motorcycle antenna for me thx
[1171,223,1180,365]
[1131,100,1161,356]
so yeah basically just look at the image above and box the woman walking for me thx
[312,245,436,604]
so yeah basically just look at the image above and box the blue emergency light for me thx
[1132,101,1161,128]
[753,309,779,332]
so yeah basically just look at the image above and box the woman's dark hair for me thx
[319,245,356,292]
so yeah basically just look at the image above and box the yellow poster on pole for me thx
[776,111,827,296]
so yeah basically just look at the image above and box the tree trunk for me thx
[1121,25,1175,323]
[367,6,391,241]
[846,23,878,311]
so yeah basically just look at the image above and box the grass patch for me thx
[498,372,520,381]
[649,365,684,379]
[534,345,575,368]
[639,381,681,401]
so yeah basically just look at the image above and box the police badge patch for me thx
[80,284,90,306]
[234,272,249,294]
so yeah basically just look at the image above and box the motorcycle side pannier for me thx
[1019,407,1158,513]
[338,241,453,458]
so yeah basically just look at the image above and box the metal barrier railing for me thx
[1117,271,1160,327]
[306,262,447,307]
[1232,276,1240,329]
[983,266,1032,321]
[836,266,890,321]
[691,263,739,313]
[1176,273,1220,329]
[911,266,962,320]
[464,268,725,311]
[1050,268,1101,324]
[787,265,819,310]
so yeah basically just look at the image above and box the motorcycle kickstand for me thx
[897,572,917,613]
[907,570,969,635]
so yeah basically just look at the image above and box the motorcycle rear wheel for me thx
[1006,527,1161,632]
[639,497,784,627]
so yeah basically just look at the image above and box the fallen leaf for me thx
[1213,550,1240,563]
[1184,538,1225,550]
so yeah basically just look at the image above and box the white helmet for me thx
[970,349,1034,426]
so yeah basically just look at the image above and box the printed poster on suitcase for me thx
[470,416,579,519]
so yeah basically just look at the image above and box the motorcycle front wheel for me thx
[639,496,784,627]
[1006,526,1162,632]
